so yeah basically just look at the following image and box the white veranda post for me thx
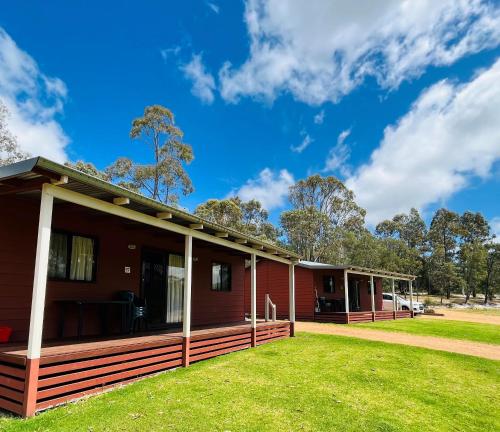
[409,279,414,316]
[250,254,257,345]
[344,270,350,316]
[27,185,54,360]
[183,235,192,338]
[391,279,396,311]
[289,263,295,336]
[370,275,375,315]
[182,234,193,367]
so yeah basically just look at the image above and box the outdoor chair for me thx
[116,291,149,333]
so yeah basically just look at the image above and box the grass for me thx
[354,318,500,345]
[1,333,499,432]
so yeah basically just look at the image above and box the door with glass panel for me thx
[141,250,184,327]
[348,279,361,312]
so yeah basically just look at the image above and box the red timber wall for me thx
[0,195,246,343]
[244,261,314,321]
[312,269,383,312]
[244,262,384,322]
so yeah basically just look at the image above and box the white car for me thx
[382,293,425,314]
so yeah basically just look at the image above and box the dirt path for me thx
[420,309,500,325]
[296,321,500,361]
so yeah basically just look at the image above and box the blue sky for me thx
[1,0,500,235]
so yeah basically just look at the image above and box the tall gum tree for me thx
[106,105,194,205]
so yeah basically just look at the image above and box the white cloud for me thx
[491,217,500,243]
[291,130,313,153]
[219,0,500,105]
[346,58,500,225]
[160,45,181,61]
[206,1,220,14]
[229,168,294,210]
[323,129,351,176]
[181,53,216,104]
[0,27,69,161]
[314,110,325,125]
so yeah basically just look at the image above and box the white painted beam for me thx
[45,183,293,264]
[50,175,68,186]
[113,197,130,206]
[27,185,54,359]
[215,232,229,238]
[189,223,203,230]
[156,212,172,220]
[234,238,248,244]
[345,268,414,282]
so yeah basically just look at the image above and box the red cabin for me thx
[0,157,298,417]
[245,260,416,324]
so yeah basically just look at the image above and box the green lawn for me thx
[1,334,499,432]
[354,318,500,345]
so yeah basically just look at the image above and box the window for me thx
[48,231,97,282]
[323,275,335,293]
[211,262,231,291]
[383,293,392,300]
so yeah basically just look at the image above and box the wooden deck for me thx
[0,321,290,416]
[314,310,413,324]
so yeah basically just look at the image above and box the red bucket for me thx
[0,326,12,343]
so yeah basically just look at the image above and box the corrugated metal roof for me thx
[0,157,300,260]
[298,260,416,280]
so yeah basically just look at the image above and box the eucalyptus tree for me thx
[484,243,500,304]
[428,209,462,299]
[65,160,111,182]
[375,208,427,289]
[106,105,194,205]
[280,206,333,262]
[0,101,30,166]
[458,211,490,300]
[194,197,280,242]
[194,198,242,228]
[282,175,366,261]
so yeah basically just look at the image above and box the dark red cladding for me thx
[244,260,383,320]
[0,195,246,342]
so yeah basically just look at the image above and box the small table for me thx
[56,300,131,339]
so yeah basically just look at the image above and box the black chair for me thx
[117,291,149,333]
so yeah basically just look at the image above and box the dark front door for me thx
[142,250,167,327]
[348,280,361,312]
[141,250,184,327]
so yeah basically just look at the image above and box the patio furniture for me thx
[116,291,149,333]
[56,299,131,339]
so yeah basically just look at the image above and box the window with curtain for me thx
[323,275,335,293]
[48,232,68,279]
[166,254,184,323]
[48,231,97,282]
[211,262,231,291]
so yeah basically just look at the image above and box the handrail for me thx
[265,294,277,322]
